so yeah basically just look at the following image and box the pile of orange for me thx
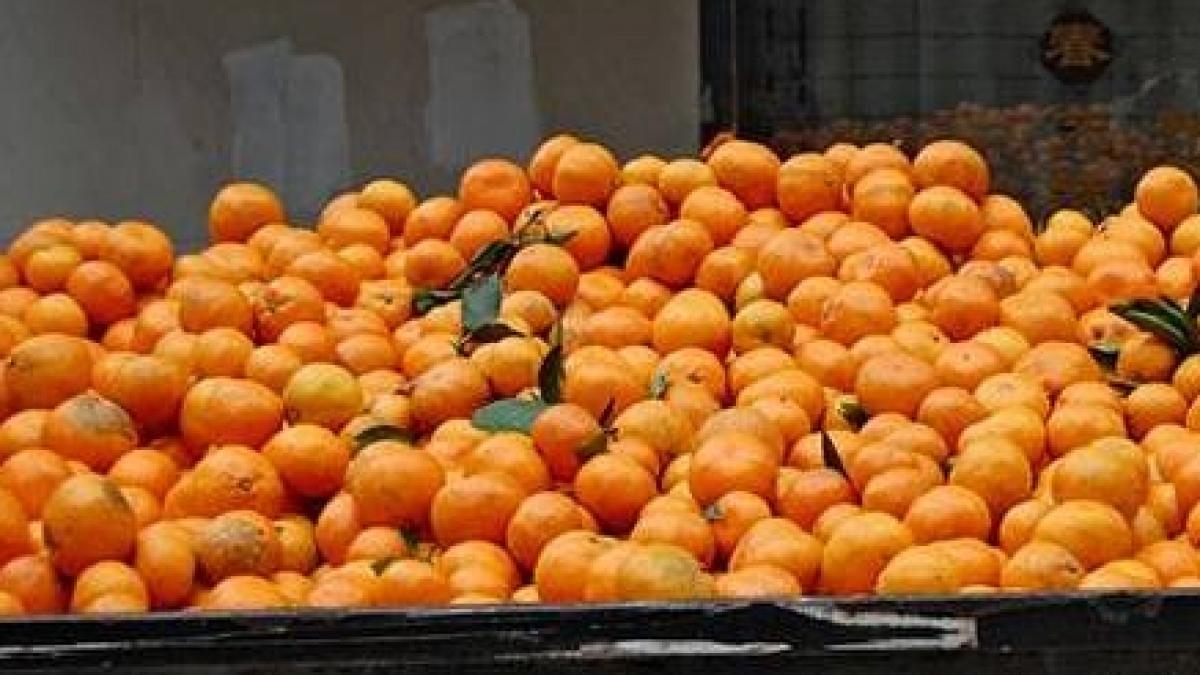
[2,133,1200,616]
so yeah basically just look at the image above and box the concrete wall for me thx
[0,0,700,249]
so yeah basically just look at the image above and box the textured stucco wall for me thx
[0,0,699,249]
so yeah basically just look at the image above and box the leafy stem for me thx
[412,209,576,316]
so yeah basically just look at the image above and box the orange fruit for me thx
[620,154,666,186]
[625,219,715,289]
[606,183,670,250]
[1136,165,1198,230]
[459,158,533,223]
[949,437,1033,517]
[820,280,896,346]
[402,240,465,291]
[193,510,281,582]
[262,425,350,499]
[527,134,580,195]
[927,275,999,340]
[818,511,914,594]
[657,158,718,206]
[687,431,779,506]
[375,558,452,606]
[357,179,416,234]
[201,575,289,610]
[1137,540,1200,584]
[707,139,780,209]
[1045,403,1127,458]
[850,169,915,239]
[107,447,179,501]
[43,392,137,472]
[1126,383,1188,439]
[462,433,549,495]
[909,186,985,253]
[1032,500,1133,570]
[0,487,30,565]
[775,465,853,529]
[0,554,66,614]
[533,530,615,602]
[704,490,772,562]
[716,563,801,598]
[630,508,716,568]
[614,542,713,600]
[875,545,962,594]
[42,474,136,576]
[756,229,835,301]
[679,185,747,247]
[209,182,284,243]
[505,243,580,306]
[552,143,618,206]
[544,204,612,270]
[0,448,71,519]
[162,444,285,519]
[912,140,989,200]
[134,523,195,609]
[854,350,937,418]
[934,342,1008,392]
[729,517,822,591]
[346,440,443,529]
[282,363,362,431]
[448,209,509,262]
[1001,541,1085,590]
[179,377,283,451]
[505,491,591,571]
[844,142,911,188]
[904,485,992,543]
[651,288,731,356]
[430,471,526,546]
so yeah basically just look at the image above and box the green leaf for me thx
[463,240,519,285]
[471,397,550,433]
[1088,343,1120,370]
[517,206,549,231]
[1188,285,1200,322]
[353,424,415,453]
[412,288,459,316]
[1106,375,1139,397]
[545,228,578,246]
[577,430,609,461]
[940,456,957,475]
[471,239,518,272]
[702,502,725,522]
[1110,304,1193,357]
[1116,298,1196,349]
[399,526,422,556]
[369,556,400,576]
[538,345,564,405]
[455,322,526,355]
[597,397,618,429]
[821,431,849,479]
[835,397,868,432]
[1152,296,1199,348]
[462,274,503,332]
[441,239,520,293]
[460,322,525,350]
[648,371,670,400]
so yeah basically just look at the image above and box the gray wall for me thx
[0,0,700,250]
[803,0,1200,121]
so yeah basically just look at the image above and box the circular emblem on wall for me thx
[1040,9,1113,84]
